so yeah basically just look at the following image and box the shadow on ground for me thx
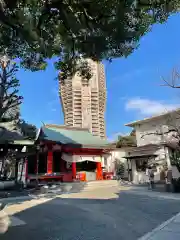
[1,188,180,240]
[0,181,88,202]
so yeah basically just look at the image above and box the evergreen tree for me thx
[115,159,125,178]
[17,119,37,140]
[116,134,136,148]
[0,0,178,78]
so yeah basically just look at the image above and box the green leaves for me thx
[171,150,180,167]
[115,159,125,177]
[0,0,178,79]
[17,119,37,140]
[116,134,137,148]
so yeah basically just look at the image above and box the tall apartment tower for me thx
[59,59,106,139]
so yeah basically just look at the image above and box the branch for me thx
[5,79,20,91]
[6,64,18,78]
[4,89,18,101]
[161,68,180,88]
[2,94,22,116]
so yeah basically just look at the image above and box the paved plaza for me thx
[1,186,180,240]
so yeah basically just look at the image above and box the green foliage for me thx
[130,129,136,136]
[115,159,125,177]
[0,0,179,78]
[170,150,180,170]
[17,119,37,140]
[116,135,136,148]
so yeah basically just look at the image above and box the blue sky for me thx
[18,13,180,141]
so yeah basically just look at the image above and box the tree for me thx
[0,56,22,122]
[17,119,37,140]
[0,57,37,181]
[0,0,179,79]
[162,68,180,89]
[114,159,125,178]
[130,129,136,136]
[160,68,180,172]
[170,150,180,172]
[116,134,136,148]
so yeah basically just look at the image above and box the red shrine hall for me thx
[27,125,111,183]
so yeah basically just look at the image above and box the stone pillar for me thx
[72,162,76,180]
[96,162,103,180]
[47,151,53,174]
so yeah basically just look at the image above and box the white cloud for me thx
[125,98,180,116]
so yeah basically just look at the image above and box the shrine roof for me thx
[38,124,109,149]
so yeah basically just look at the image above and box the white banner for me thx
[61,153,101,163]
[61,153,73,162]
[75,156,101,163]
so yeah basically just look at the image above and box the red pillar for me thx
[96,162,103,180]
[47,151,53,174]
[72,162,76,180]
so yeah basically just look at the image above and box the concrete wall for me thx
[134,113,180,147]
[130,113,180,181]
[129,146,180,184]
[131,164,163,184]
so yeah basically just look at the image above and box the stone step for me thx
[38,180,120,195]
[85,180,117,185]
[84,182,119,188]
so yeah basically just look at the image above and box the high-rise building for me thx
[59,59,106,139]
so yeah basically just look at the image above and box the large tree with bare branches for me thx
[0,57,37,181]
[0,57,22,122]
[162,68,180,89]
[0,0,179,79]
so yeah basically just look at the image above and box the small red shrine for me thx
[27,124,111,183]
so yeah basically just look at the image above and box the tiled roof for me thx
[125,108,180,127]
[0,122,34,145]
[38,124,109,148]
[0,121,24,143]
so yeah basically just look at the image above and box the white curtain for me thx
[61,153,101,163]
[61,153,73,162]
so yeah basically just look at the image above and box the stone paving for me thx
[1,186,180,239]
